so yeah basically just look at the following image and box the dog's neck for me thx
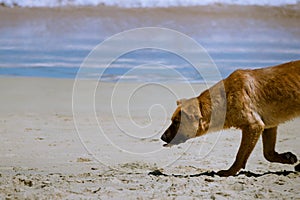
[198,81,227,133]
[198,90,212,122]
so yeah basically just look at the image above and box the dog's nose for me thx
[161,134,167,142]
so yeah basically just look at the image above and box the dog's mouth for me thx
[163,143,174,147]
[161,133,188,147]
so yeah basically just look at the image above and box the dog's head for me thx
[161,98,209,146]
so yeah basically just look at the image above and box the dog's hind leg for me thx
[262,127,297,164]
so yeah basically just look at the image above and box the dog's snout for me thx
[161,133,167,142]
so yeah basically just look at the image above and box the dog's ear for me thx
[181,98,202,121]
[176,98,187,106]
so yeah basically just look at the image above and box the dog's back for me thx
[225,60,300,129]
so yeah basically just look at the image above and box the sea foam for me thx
[0,0,299,8]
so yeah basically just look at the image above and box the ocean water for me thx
[0,2,300,82]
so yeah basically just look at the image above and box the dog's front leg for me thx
[217,124,263,177]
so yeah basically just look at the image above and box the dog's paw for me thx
[216,169,237,177]
[281,152,298,164]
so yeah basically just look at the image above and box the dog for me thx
[161,60,300,177]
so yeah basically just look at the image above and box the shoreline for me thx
[1,4,300,80]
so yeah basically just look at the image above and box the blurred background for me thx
[0,0,299,82]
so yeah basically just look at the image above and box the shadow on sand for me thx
[148,169,298,178]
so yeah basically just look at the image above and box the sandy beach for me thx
[0,77,299,199]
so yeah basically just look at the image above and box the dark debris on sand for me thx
[148,169,298,178]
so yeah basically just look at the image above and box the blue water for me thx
[0,6,300,82]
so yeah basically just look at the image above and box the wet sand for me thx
[1,5,300,43]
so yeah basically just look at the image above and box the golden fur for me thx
[161,60,300,176]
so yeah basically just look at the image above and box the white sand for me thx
[0,77,299,199]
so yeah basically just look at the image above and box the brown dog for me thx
[161,60,300,176]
